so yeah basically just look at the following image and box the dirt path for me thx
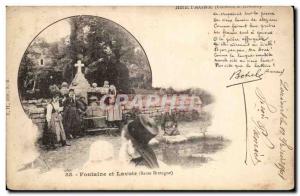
[39,134,121,170]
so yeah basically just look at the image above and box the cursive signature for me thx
[251,118,275,150]
[229,69,264,80]
[255,87,277,113]
[249,121,263,166]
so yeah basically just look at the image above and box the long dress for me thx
[46,102,66,144]
[63,97,81,137]
[106,103,123,122]
[106,89,122,127]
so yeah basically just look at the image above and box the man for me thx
[62,89,82,138]
[119,115,159,168]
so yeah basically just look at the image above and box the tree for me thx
[18,16,152,99]
[68,16,131,92]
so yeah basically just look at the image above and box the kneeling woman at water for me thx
[119,115,159,169]
[46,91,70,147]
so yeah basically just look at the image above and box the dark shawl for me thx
[123,125,159,169]
[131,142,159,169]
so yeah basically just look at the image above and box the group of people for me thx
[45,88,86,149]
[20,114,161,173]
[45,88,160,168]
[44,80,123,149]
[44,79,162,169]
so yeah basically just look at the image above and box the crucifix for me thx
[75,60,84,74]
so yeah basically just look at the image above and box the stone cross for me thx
[75,60,84,74]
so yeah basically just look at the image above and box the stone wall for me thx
[22,95,202,133]
[22,99,49,132]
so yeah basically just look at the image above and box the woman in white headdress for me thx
[101,81,110,94]
[108,85,117,96]
[60,82,69,98]
[46,90,70,147]
[105,85,122,128]
[83,141,115,169]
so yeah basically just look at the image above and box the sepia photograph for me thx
[5,5,295,191]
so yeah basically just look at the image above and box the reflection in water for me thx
[154,136,230,168]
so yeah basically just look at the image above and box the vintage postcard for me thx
[6,6,294,190]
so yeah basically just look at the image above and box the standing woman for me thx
[105,84,123,128]
[46,90,70,147]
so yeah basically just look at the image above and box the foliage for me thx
[18,16,152,99]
